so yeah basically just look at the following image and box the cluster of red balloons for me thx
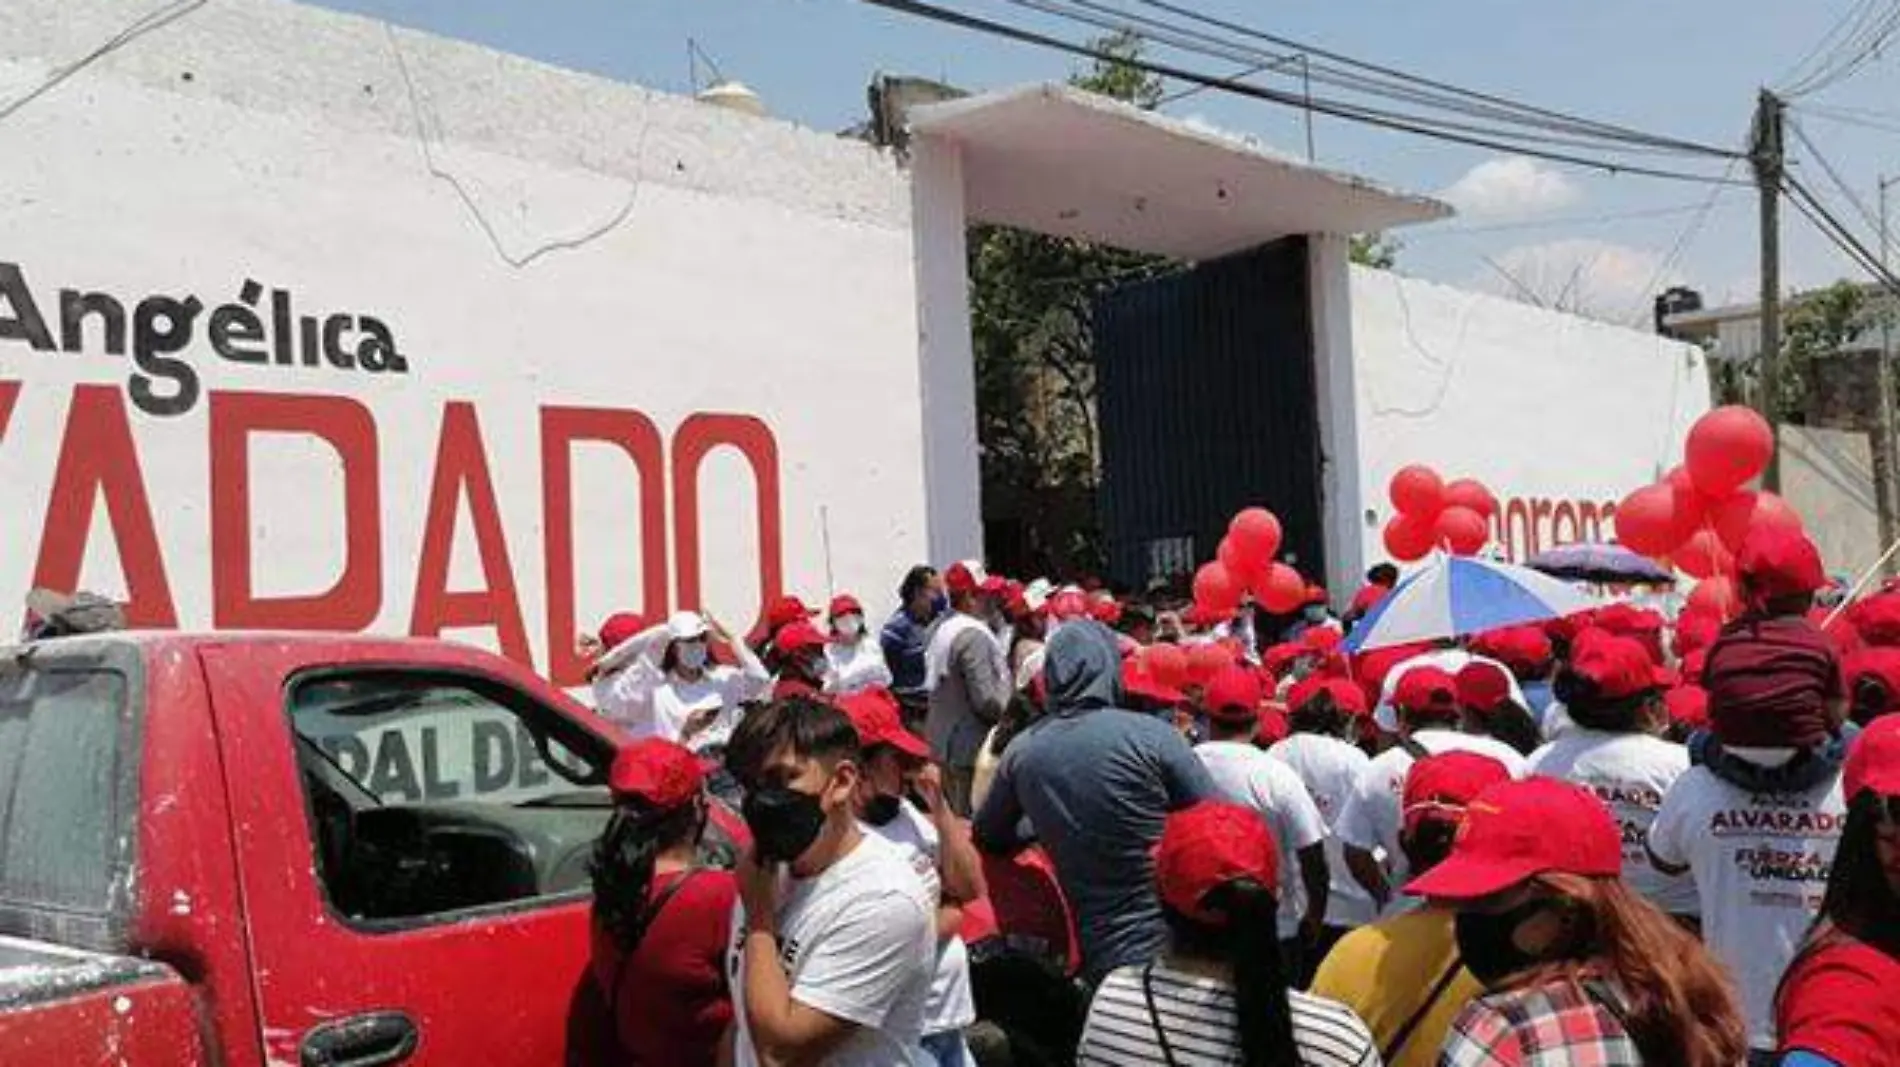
[1382,465,1498,561]
[1612,405,1800,619]
[1192,507,1308,618]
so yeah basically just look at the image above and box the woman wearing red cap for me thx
[1077,802,1378,1067]
[1775,716,1900,1067]
[1412,778,1746,1067]
[588,739,738,1067]
[824,594,893,696]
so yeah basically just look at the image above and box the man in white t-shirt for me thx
[1267,675,1378,968]
[1192,666,1330,972]
[1336,665,1528,916]
[1526,630,1698,919]
[838,689,980,1067]
[725,696,936,1067]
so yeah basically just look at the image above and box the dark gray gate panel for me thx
[1094,237,1324,589]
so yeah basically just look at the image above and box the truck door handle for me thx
[301,1011,419,1067]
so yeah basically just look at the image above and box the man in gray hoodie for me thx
[973,620,1216,983]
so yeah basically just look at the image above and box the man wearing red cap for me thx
[1649,529,1850,1058]
[1268,677,1379,955]
[823,594,893,696]
[1337,666,1528,916]
[770,621,833,702]
[1313,751,1511,1067]
[925,562,1012,816]
[1194,666,1331,977]
[838,691,981,1066]
[1525,630,1697,921]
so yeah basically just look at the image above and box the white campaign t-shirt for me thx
[1647,764,1847,1051]
[729,832,936,1067]
[864,800,977,1036]
[826,639,894,696]
[1196,741,1328,939]
[1335,728,1529,916]
[1527,728,1698,916]
[1267,733,1379,928]
[651,667,768,752]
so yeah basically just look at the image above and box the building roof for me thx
[907,83,1452,260]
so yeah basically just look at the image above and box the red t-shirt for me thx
[1779,934,1900,1067]
[590,869,738,1067]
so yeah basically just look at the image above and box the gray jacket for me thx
[925,623,1011,771]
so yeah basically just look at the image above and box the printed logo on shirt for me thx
[1709,808,1846,837]
[1733,846,1832,885]
[1590,783,1664,810]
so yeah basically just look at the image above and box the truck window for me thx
[287,671,614,928]
[0,666,129,917]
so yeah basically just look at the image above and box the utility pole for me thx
[1753,89,1785,492]
[1879,175,1900,573]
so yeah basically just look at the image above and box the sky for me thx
[305,0,1900,324]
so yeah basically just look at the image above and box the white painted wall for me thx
[0,0,932,684]
[1345,267,1713,564]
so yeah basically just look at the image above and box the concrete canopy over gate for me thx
[902,83,1449,589]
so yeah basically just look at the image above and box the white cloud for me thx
[1438,156,1583,220]
[1467,238,1681,325]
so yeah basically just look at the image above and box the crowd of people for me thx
[578,530,1900,1067]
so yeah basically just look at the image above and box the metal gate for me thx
[1093,237,1325,589]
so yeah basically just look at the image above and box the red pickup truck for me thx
[0,631,631,1066]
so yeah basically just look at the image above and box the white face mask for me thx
[674,641,709,672]
[836,615,864,640]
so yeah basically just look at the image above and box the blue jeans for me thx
[920,1030,971,1067]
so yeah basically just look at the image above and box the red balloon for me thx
[1256,563,1308,614]
[1675,529,1734,580]
[1442,478,1498,519]
[1685,405,1775,498]
[1144,643,1189,690]
[1192,562,1244,615]
[1711,490,1804,553]
[1435,506,1490,556]
[1390,465,1446,517]
[1186,642,1234,686]
[1217,536,1266,589]
[1613,483,1679,557]
[1228,507,1284,562]
[1384,513,1436,562]
[1686,576,1741,622]
[1663,466,1712,547]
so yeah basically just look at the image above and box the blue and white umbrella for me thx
[1344,553,1601,653]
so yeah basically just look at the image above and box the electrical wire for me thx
[0,0,209,125]
[1404,200,1731,240]
[1781,0,1889,95]
[863,0,1749,184]
[1618,155,1744,325]
[1114,0,1740,158]
[1782,172,1900,297]
[1788,115,1884,236]
[1783,0,1900,98]
[1008,0,1735,158]
[1798,103,1900,137]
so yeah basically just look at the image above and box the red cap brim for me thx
[882,729,931,760]
[1403,855,1540,902]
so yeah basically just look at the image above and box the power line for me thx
[1781,0,1890,95]
[1788,115,1884,236]
[1783,0,1900,98]
[1013,0,1723,157]
[1116,0,1739,158]
[1620,156,1744,325]
[1402,200,1733,240]
[1783,172,1900,297]
[861,0,1749,184]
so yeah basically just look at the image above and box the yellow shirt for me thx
[1309,907,1484,1067]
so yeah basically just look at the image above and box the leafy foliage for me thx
[969,34,1173,577]
[1711,280,1883,415]
[1348,233,1402,270]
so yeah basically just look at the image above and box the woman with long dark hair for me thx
[1410,778,1746,1067]
[588,739,737,1066]
[1776,715,1900,1067]
[1076,801,1379,1066]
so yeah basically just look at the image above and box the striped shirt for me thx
[1078,962,1381,1067]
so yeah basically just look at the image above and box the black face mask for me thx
[1454,899,1557,988]
[863,794,903,827]
[742,785,828,864]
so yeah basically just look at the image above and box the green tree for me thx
[1710,280,1882,415]
[1349,233,1402,270]
[968,33,1171,578]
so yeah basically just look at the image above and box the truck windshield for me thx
[0,663,129,918]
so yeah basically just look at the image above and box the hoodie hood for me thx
[1043,619,1125,716]
[1689,725,1856,794]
